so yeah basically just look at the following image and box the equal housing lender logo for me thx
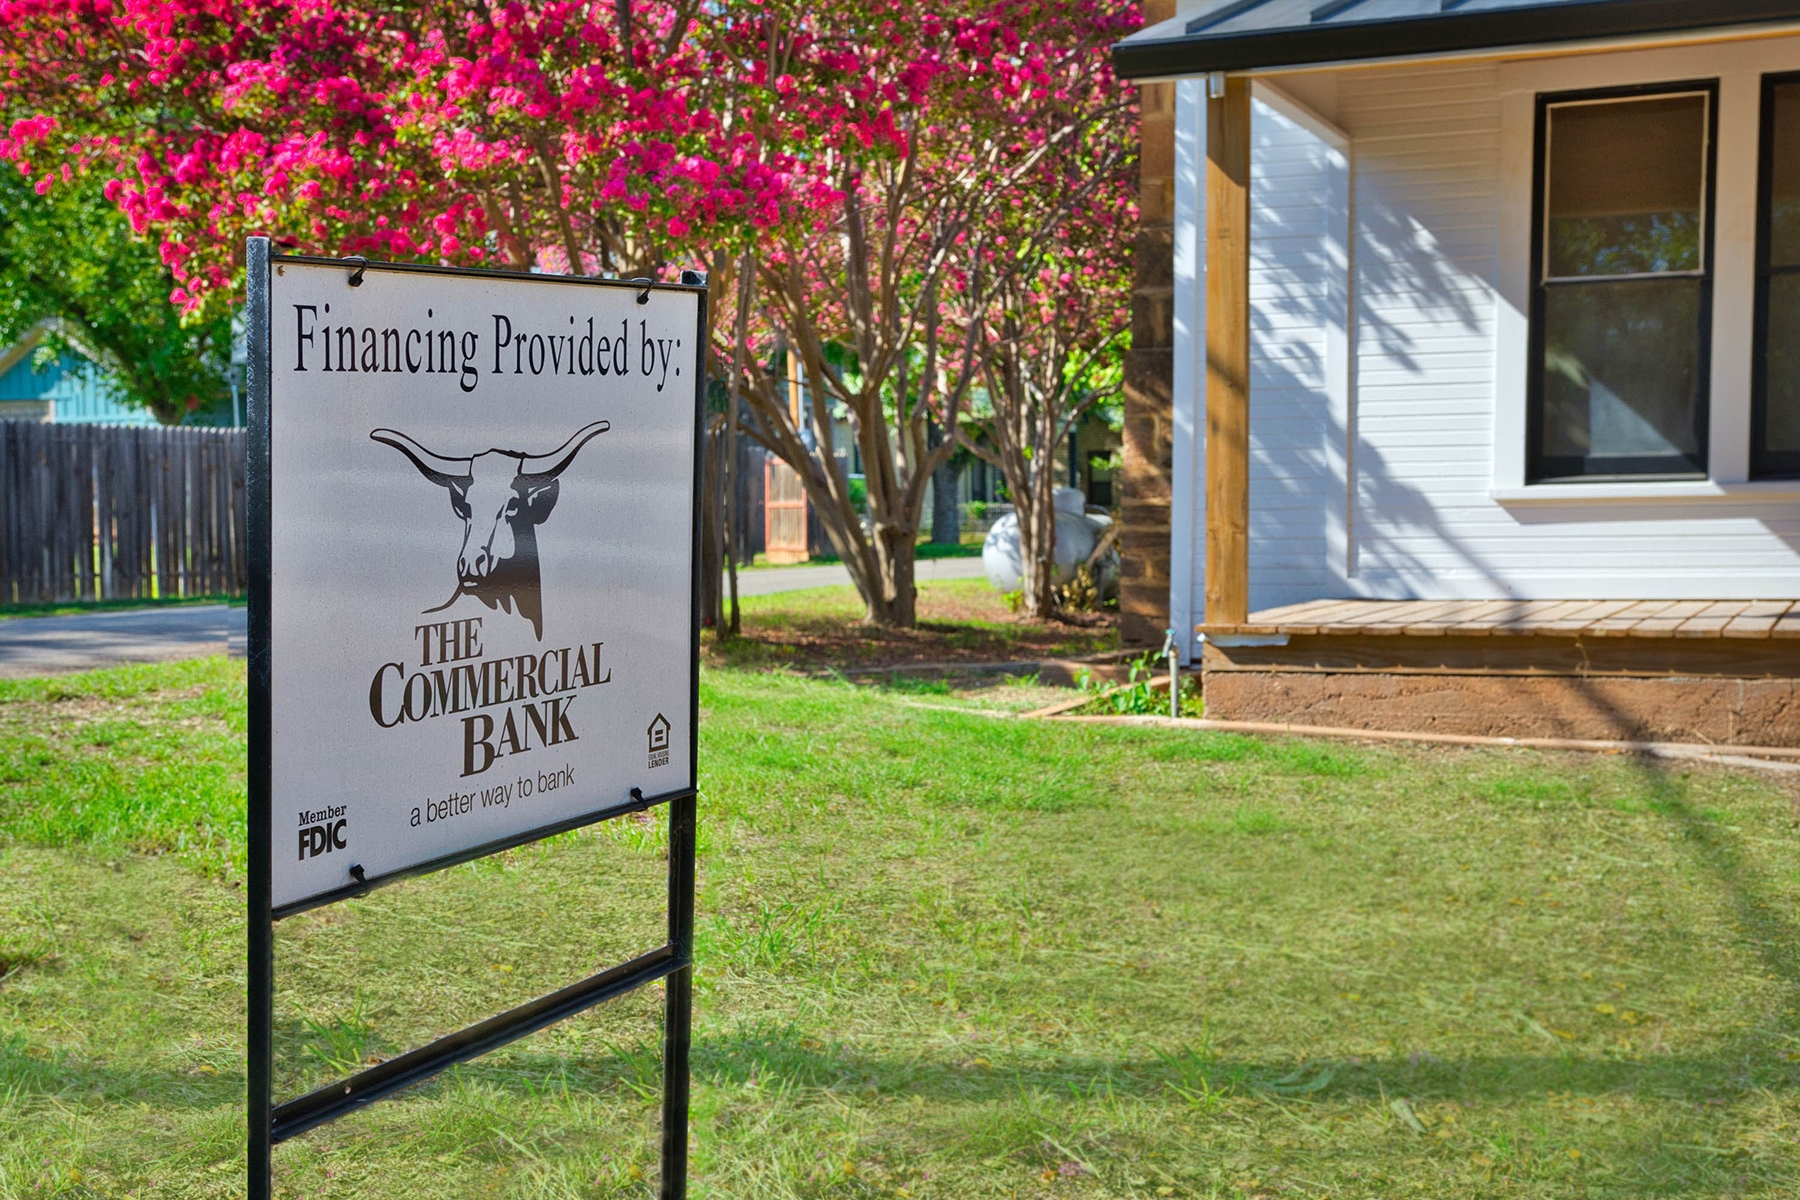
[648,714,670,769]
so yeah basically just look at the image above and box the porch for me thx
[1200,600,1800,747]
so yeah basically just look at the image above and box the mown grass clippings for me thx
[0,660,1797,1197]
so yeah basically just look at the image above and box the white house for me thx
[1115,0,1800,747]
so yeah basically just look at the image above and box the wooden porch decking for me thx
[1201,598,1800,640]
[1196,599,1800,748]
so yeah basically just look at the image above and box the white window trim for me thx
[1492,478,1800,504]
[1490,39,1799,505]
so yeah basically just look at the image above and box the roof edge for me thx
[1113,0,1800,79]
[0,322,52,379]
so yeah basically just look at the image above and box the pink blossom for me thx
[0,0,1139,322]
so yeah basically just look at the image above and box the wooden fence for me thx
[0,421,247,604]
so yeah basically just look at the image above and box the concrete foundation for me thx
[1202,669,1800,747]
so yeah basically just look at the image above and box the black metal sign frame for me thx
[244,238,704,1198]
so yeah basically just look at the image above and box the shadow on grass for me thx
[682,1026,1798,1106]
[0,1032,241,1109]
[1556,676,1800,1022]
[702,580,1116,674]
[31,1028,1782,1111]
[1625,754,1800,1061]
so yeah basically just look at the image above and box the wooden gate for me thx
[763,457,809,565]
[0,421,247,604]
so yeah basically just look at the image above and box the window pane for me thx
[1768,83,1800,267]
[1547,94,1706,277]
[1764,274,1800,455]
[1540,278,1703,473]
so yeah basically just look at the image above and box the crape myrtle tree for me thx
[1,0,1136,627]
[0,0,806,317]
[0,0,805,631]
[960,130,1135,620]
[706,0,1137,627]
[0,0,802,636]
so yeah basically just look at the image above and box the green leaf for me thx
[1389,1097,1427,1134]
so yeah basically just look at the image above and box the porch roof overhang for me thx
[1113,0,1800,81]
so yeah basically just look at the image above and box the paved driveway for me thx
[0,559,985,677]
[732,555,987,597]
[0,604,246,678]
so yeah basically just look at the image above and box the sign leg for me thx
[660,793,696,1199]
[249,915,272,1200]
[659,964,692,1199]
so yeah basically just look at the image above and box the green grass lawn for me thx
[2,657,1798,1198]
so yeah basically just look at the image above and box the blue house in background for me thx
[0,322,241,427]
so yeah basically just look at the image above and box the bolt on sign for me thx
[244,239,702,1198]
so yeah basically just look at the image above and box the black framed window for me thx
[1753,73,1800,478]
[1086,451,1115,507]
[1529,83,1716,482]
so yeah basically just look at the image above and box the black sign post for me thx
[245,237,703,1197]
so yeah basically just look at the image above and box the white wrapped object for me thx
[1084,512,1120,600]
[982,506,1098,593]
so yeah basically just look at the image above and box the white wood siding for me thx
[1341,59,1800,598]
[1341,64,1513,595]
[1176,46,1800,643]
[1246,96,1346,610]
[1182,94,1350,631]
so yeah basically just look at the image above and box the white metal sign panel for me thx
[266,260,698,910]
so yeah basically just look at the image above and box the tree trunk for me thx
[1013,455,1059,620]
[869,522,918,626]
[725,255,751,635]
[795,483,918,628]
[722,403,739,634]
[976,334,1062,622]
[698,414,725,629]
[732,249,967,632]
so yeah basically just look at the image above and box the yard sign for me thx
[245,238,703,1197]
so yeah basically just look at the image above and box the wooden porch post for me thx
[1204,77,1251,626]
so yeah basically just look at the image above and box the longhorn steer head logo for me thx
[370,421,609,639]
